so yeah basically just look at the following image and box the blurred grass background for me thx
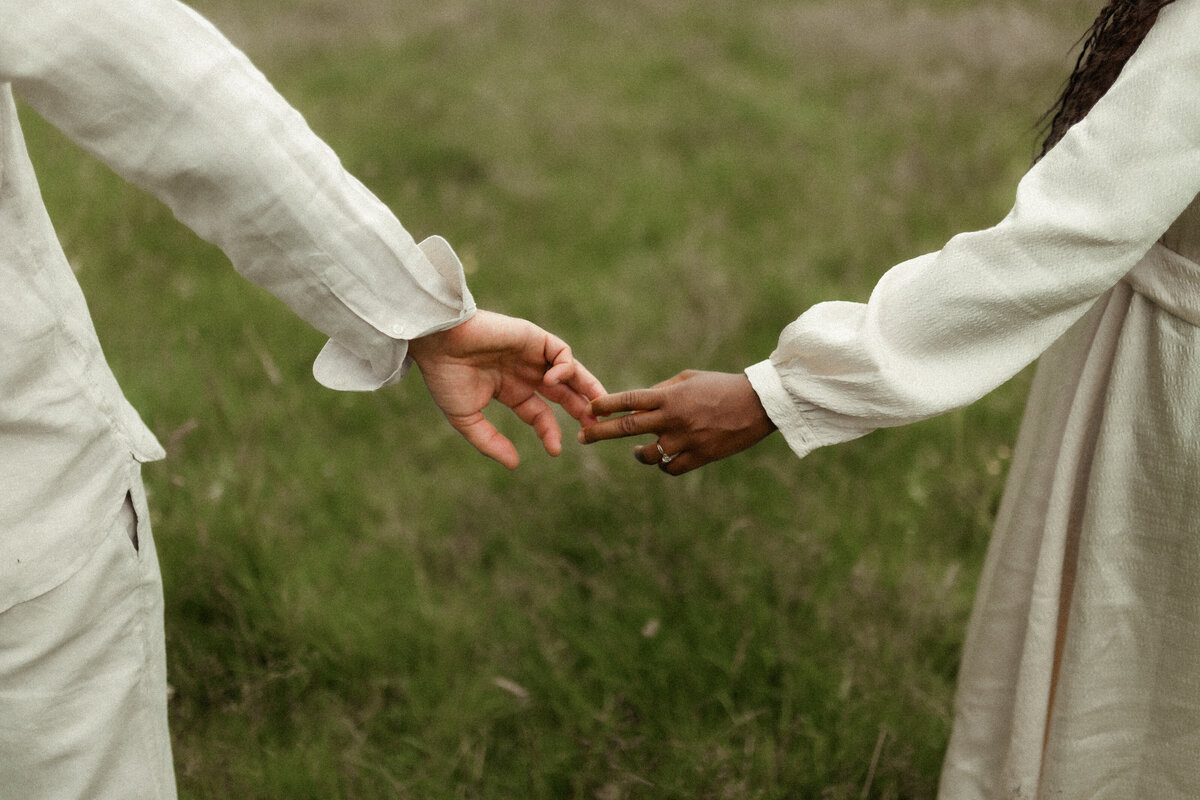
[23,0,1098,796]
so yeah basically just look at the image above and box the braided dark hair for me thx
[1039,0,1179,158]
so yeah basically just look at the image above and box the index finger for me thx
[541,380,602,427]
[545,359,606,408]
[588,388,664,418]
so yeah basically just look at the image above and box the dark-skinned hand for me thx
[578,370,776,475]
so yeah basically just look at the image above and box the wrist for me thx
[737,373,777,440]
[406,328,444,365]
[407,314,476,366]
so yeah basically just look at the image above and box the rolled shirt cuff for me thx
[312,235,475,391]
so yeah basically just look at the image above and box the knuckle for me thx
[618,390,643,407]
[616,414,642,435]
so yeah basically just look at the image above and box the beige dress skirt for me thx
[938,241,1200,799]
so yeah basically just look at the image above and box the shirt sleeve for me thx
[0,0,474,391]
[747,0,1200,459]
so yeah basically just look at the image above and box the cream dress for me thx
[744,1,1200,797]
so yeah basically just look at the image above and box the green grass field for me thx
[23,0,1098,796]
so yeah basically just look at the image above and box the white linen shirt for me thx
[746,0,1200,459]
[0,0,474,612]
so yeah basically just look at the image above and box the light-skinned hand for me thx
[408,310,605,469]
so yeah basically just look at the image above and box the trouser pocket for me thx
[119,491,139,553]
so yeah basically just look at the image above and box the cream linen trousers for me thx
[937,242,1200,799]
[0,472,176,800]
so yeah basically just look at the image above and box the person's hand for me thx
[577,370,776,475]
[407,310,605,469]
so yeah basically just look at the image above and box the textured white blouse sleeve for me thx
[0,0,474,391]
[746,0,1200,459]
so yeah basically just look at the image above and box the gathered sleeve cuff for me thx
[745,359,877,459]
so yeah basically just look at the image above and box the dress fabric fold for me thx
[939,242,1200,799]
